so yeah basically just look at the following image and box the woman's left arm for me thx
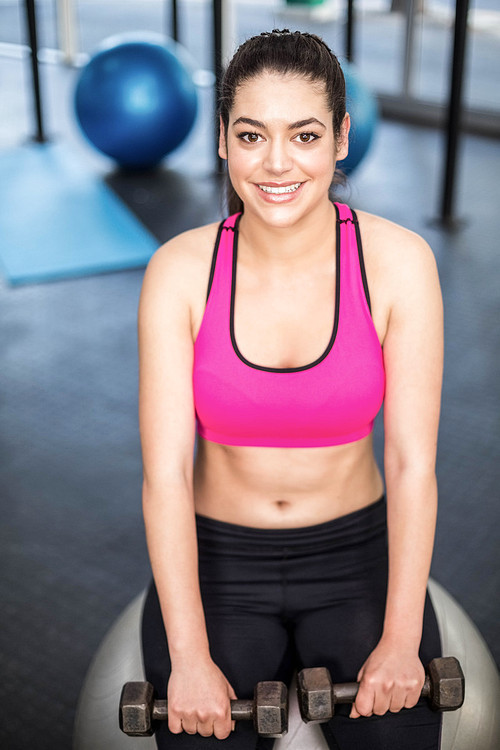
[351,227,444,719]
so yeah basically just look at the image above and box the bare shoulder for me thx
[145,221,220,285]
[352,210,441,342]
[140,221,221,308]
[355,209,436,272]
[357,211,439,312]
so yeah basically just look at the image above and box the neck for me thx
[238,200,336,269]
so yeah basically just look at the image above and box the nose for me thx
[262,138,293,176]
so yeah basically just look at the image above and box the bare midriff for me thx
[193,433,385,529]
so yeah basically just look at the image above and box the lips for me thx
[258,182,303,194]
[254,181,307,205]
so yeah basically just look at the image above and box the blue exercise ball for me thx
[74,34,198,169]
[337,61,378,175]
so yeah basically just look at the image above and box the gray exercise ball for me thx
[73,579,500,750]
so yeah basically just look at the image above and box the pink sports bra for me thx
[193,203,385,448]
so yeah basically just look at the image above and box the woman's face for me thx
[220,71,349,228]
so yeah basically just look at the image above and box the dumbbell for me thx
[119,680,288,738]
[297,656,465,722]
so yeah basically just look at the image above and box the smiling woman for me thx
[138,29,444,750]
[218,30,348,217]
[218,71,347,223]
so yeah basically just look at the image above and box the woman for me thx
[138,30,444,749]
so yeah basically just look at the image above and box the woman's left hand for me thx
[350,638,425,718]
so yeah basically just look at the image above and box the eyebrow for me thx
[232,116,326,130]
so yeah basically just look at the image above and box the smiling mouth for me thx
[258,182,303,194]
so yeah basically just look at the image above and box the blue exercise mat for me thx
[0,143,158,285]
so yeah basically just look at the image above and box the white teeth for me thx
[259,182,302,194]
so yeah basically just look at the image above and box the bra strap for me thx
[335,202,357,224]
[222,212,242,232]
[335,203,371,314]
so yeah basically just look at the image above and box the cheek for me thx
[227,155,248,195]
[297,148,335,180]
[227,146,261,181]
[227,141,336,183]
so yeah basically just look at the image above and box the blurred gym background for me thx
[0,1,498,748]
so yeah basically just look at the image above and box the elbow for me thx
[142,453,194,495]
[384,444,438,489]
[384,457,438,516]
[142,472,193,512]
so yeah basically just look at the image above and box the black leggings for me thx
[142,498,442,749]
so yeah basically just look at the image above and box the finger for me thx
[168,718,183,735]
[214,718,232,740]
[213,704,233,740]
[388,690,407,714]
[404,689,421,710]
[180,718,198,735]
[197,721,215,738]
[351,685,375,718]
[350,665,366,717]
[373,688,392,716]
[227,686,237,731]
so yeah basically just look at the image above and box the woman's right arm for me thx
[138,237,236,739]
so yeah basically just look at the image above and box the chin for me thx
[249,206,303,229]
[247,198,326,230]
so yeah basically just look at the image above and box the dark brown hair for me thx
[218,29,347,214]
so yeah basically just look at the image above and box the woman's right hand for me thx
[167,657,237,739]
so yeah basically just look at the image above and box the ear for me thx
[218,116,228,160]
[335,113,350,163]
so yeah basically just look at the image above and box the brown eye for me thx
[237,132,262,143]
[296,132,318,143]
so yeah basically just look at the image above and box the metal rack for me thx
[22,0,474,224]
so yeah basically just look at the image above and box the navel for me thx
[274,499,291,511]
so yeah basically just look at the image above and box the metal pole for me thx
[213,0,223,86]
[23,0,46,142]
[213,0,223,168]
[440,0,470,224]
[346,0,354,62]
[221,0,236,65]
[56,0,78,65]
[402,0,416,97]
[171,0,179,42]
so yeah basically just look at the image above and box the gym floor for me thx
[0,1,499,748]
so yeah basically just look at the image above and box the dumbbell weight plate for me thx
[298,656,465,723]
[120,680,288,738]
[120,682,156,736]
[427,657,465,711]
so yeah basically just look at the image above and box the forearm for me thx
[143,478,210,666]
[382,468,438,649]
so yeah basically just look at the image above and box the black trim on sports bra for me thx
[205,220,225,303]
[230,214,341,374]
[351,209,372,314]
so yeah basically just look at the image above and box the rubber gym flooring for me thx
[1,4,499,750]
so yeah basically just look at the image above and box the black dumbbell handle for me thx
[121,680,288,738]
[329,676,432,705]
[150,697,257,722]
[299,657,464,722]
